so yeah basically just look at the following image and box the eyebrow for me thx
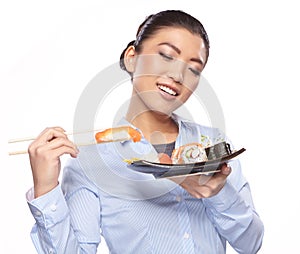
[158,42,204,66]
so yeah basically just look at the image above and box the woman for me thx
[27,10,264,253]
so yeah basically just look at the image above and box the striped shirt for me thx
[27,115,264,253]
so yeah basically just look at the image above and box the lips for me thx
[157,83,178,96]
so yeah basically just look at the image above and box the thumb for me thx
[220,163,231,176]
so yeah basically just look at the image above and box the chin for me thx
[149,101,183,116]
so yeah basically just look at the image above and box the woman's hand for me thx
[28,127,79,198]
[173,163,231,199]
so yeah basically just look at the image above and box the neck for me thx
[126,97,178,144]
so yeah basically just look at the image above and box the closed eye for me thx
[159,52,174,61]
[188,67,201,77]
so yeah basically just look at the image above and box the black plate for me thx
[129,148,246,178]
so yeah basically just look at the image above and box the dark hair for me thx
[119,10,210,74]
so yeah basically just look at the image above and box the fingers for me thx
[216,163,231,178]
[28,127,79,158]
[28,127,79,198]
[34,138,79,158]
[179,163,232,199]
[35,127,67,143]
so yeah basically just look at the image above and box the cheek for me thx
[134,55,168,77]
[180,87,194,103]
[180,77,199,102]
[132,76,153,94]
[183,76,199,90]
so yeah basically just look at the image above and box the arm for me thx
[27,183,101,253]
[27,127,101,253]
[170,160,263,253]
[202,160,264,254]
[27,166,102,253]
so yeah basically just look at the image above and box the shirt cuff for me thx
[202,181,239,212]
[26,185,69,229]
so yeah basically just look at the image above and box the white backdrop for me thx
[2,0,300,253]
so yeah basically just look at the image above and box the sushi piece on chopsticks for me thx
[8,126,142,156]
[95,126,142,143]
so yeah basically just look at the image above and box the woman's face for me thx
[128,27,207,116]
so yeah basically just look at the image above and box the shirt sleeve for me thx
[26,159,102,253]
[202,159,264,254]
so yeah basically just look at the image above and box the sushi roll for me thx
[171,143,208,164]
[205,142,232,160]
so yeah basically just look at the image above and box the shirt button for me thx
[175,195,182,202]
[183,232,190,239]
[48,249,55,254]
[50,204,57,212]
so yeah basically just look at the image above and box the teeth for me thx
[158,85,177,96]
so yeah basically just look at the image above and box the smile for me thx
[157,85,178,96]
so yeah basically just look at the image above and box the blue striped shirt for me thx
[27,115,264,253]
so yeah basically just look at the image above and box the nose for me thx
[167,60,185,84]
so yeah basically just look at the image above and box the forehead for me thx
[141,27,207,59]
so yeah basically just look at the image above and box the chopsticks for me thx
[8,142,98,156]
[8,129,100,156]
[8,126,142,156]
[8,129,97,144]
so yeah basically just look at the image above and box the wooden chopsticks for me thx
[8,129,99,156]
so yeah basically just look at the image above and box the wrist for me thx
[34,182,59,198]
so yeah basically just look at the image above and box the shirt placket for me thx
[173,186,195,254]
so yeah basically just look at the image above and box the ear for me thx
[123,45,136,73]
